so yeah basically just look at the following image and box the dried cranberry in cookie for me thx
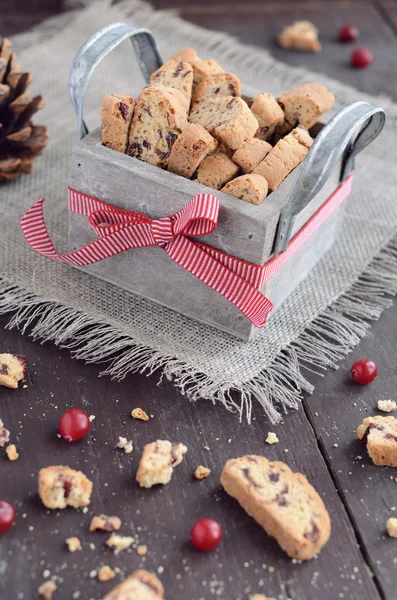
[232,138,272,173]
[150,59,193,103]
[0,353,26,388]
[103,569,164,600]
[168,123,217,179]
[136,440,187,488]
[220,455,331,560]
[277,83,335,130]
[197,152,239,190]
[192,72,241,105]
[128,87,188,168]
[357,415,397,467]
[101,94,135,153]
[221,173,269,206]
[278,21,321,53]
[38,465,93,509]
[250,93,285,142]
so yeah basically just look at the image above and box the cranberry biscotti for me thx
[358,415,397,467]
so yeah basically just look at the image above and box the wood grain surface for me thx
[1,1,397,599]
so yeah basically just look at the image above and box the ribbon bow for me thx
[20,190,274,328]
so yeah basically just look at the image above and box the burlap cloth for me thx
[2,0,397,422]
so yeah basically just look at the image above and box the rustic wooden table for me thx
[1,1,397,599]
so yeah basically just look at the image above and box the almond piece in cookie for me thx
[101,94,135,153]
[357,415,397,467]
[38,465,93,509]
[150,59,194,104]
[221,455,331,560]
[168,123,217,178]
[128,87,188,168]
[190,96,258,150]
[278,21,321,53]
[171,47,199,64]
[222,173,268,205]
[278,83,334,130]
[0,353,26,388]
[103,569,163,600]
[89,514,122,532]
[250,93,285,142]
[192,72,241,105]
[136,440,187,488]
[254,126,313,190]
[232,138,272,173]
[197,152,239,190]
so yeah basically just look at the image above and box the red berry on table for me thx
[190,518,223,551]
[351,359,378,385]
[351,47,373,69]
[0,500,16,534]
[58,408,91,442]
[339,24,359,43]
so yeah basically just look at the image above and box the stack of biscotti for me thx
[100,47,334,206]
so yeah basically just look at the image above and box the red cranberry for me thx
[351,359,378,385]
[58,408,91,442]
[339,25,359,43]
[0,500,16,534]
[351,47,373,69]
[190,518,223,551]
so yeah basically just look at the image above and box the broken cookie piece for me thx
[0,418,10,447]
[98,565,116,582]
[194,465,211,480]
[278,21,321,53]
[66,536,82,552]
[117,436,133,454]
[131,408,150,421]
[0,353,26,388]
[357,415,397,467]
[106,533,135,555]
[103,569,164,600]
[38,465,93,509]
[387,517,397,538]
[6,444,19,461]
[136,440,187,488]
[90,514,121,532]
[278,83,334,130]
[38,580,57,599]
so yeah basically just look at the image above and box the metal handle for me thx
[272,101,386,255]
[69,22,163,141]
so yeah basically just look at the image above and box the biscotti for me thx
[221,173,268,205]
[38,465,93,509]
[278,83,335,130]
[190,96,258,150]
[0,353,26,388]
[103,569,164,600]
[197,152,239,190]
[136,440,187,488]
[171,47,199,64]
[150,59,194,104]
[232,138,272,173]
[128,87,188,168]
[254,126,312,190]
[357,415,397,467]
[192,72,241,105]
[250,93,285,142]
[278,21,321,53]
[191,58,225,90]
[101,94,135,153]
[168,123,218,178]
[221,455,331,560]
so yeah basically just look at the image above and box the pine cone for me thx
[0,36,48,183]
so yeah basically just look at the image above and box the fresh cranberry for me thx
[0,500,16,534]
[190,518,223,551]
[58,408,91,442]
[339,25,359,43]
[351,47,373,69]
[351,359,378,385]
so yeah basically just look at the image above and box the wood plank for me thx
[0,314,380,600]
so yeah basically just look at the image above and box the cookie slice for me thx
[221,173,268,205]
[197,152,239,190]
[232,138,272,173]
[249,93,285,142]
[190,96,258,150]
[128,87,189,168]
[150,59,194,104]
[136,440,187,488]
[101,94,135,153]
[278,83,335,130]
[192,72,241,104]
[103,569,164,600]
[357,415,397,467]
[0,353,26,388]
[221,455,331,560]
[168,123,217,178]
[38,465,93,509]
[191,58,225,90]
[278,21,321,53]
[171,47,199,64]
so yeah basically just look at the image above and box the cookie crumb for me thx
[98,565,116,582]
[38,580,57,599]
[137,544,148,556]
[333,443,339,448]
[265,432,279,445]
[89,415,96,422]
[204,445,211,451]
[66,537,82,552]
[136,440,187,488]
[117,436,133,454]
[194,465,211,480]
[268,566,275,573]
[131,408,149,421]
[387,517,397,538]
[250,595,276,600]
[378,400,397,413]
[157,566,164,574]
[89,514,121,532]
[106,533,135,554]
[6,444,19,461]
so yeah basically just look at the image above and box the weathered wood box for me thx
[68,24,385,341]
